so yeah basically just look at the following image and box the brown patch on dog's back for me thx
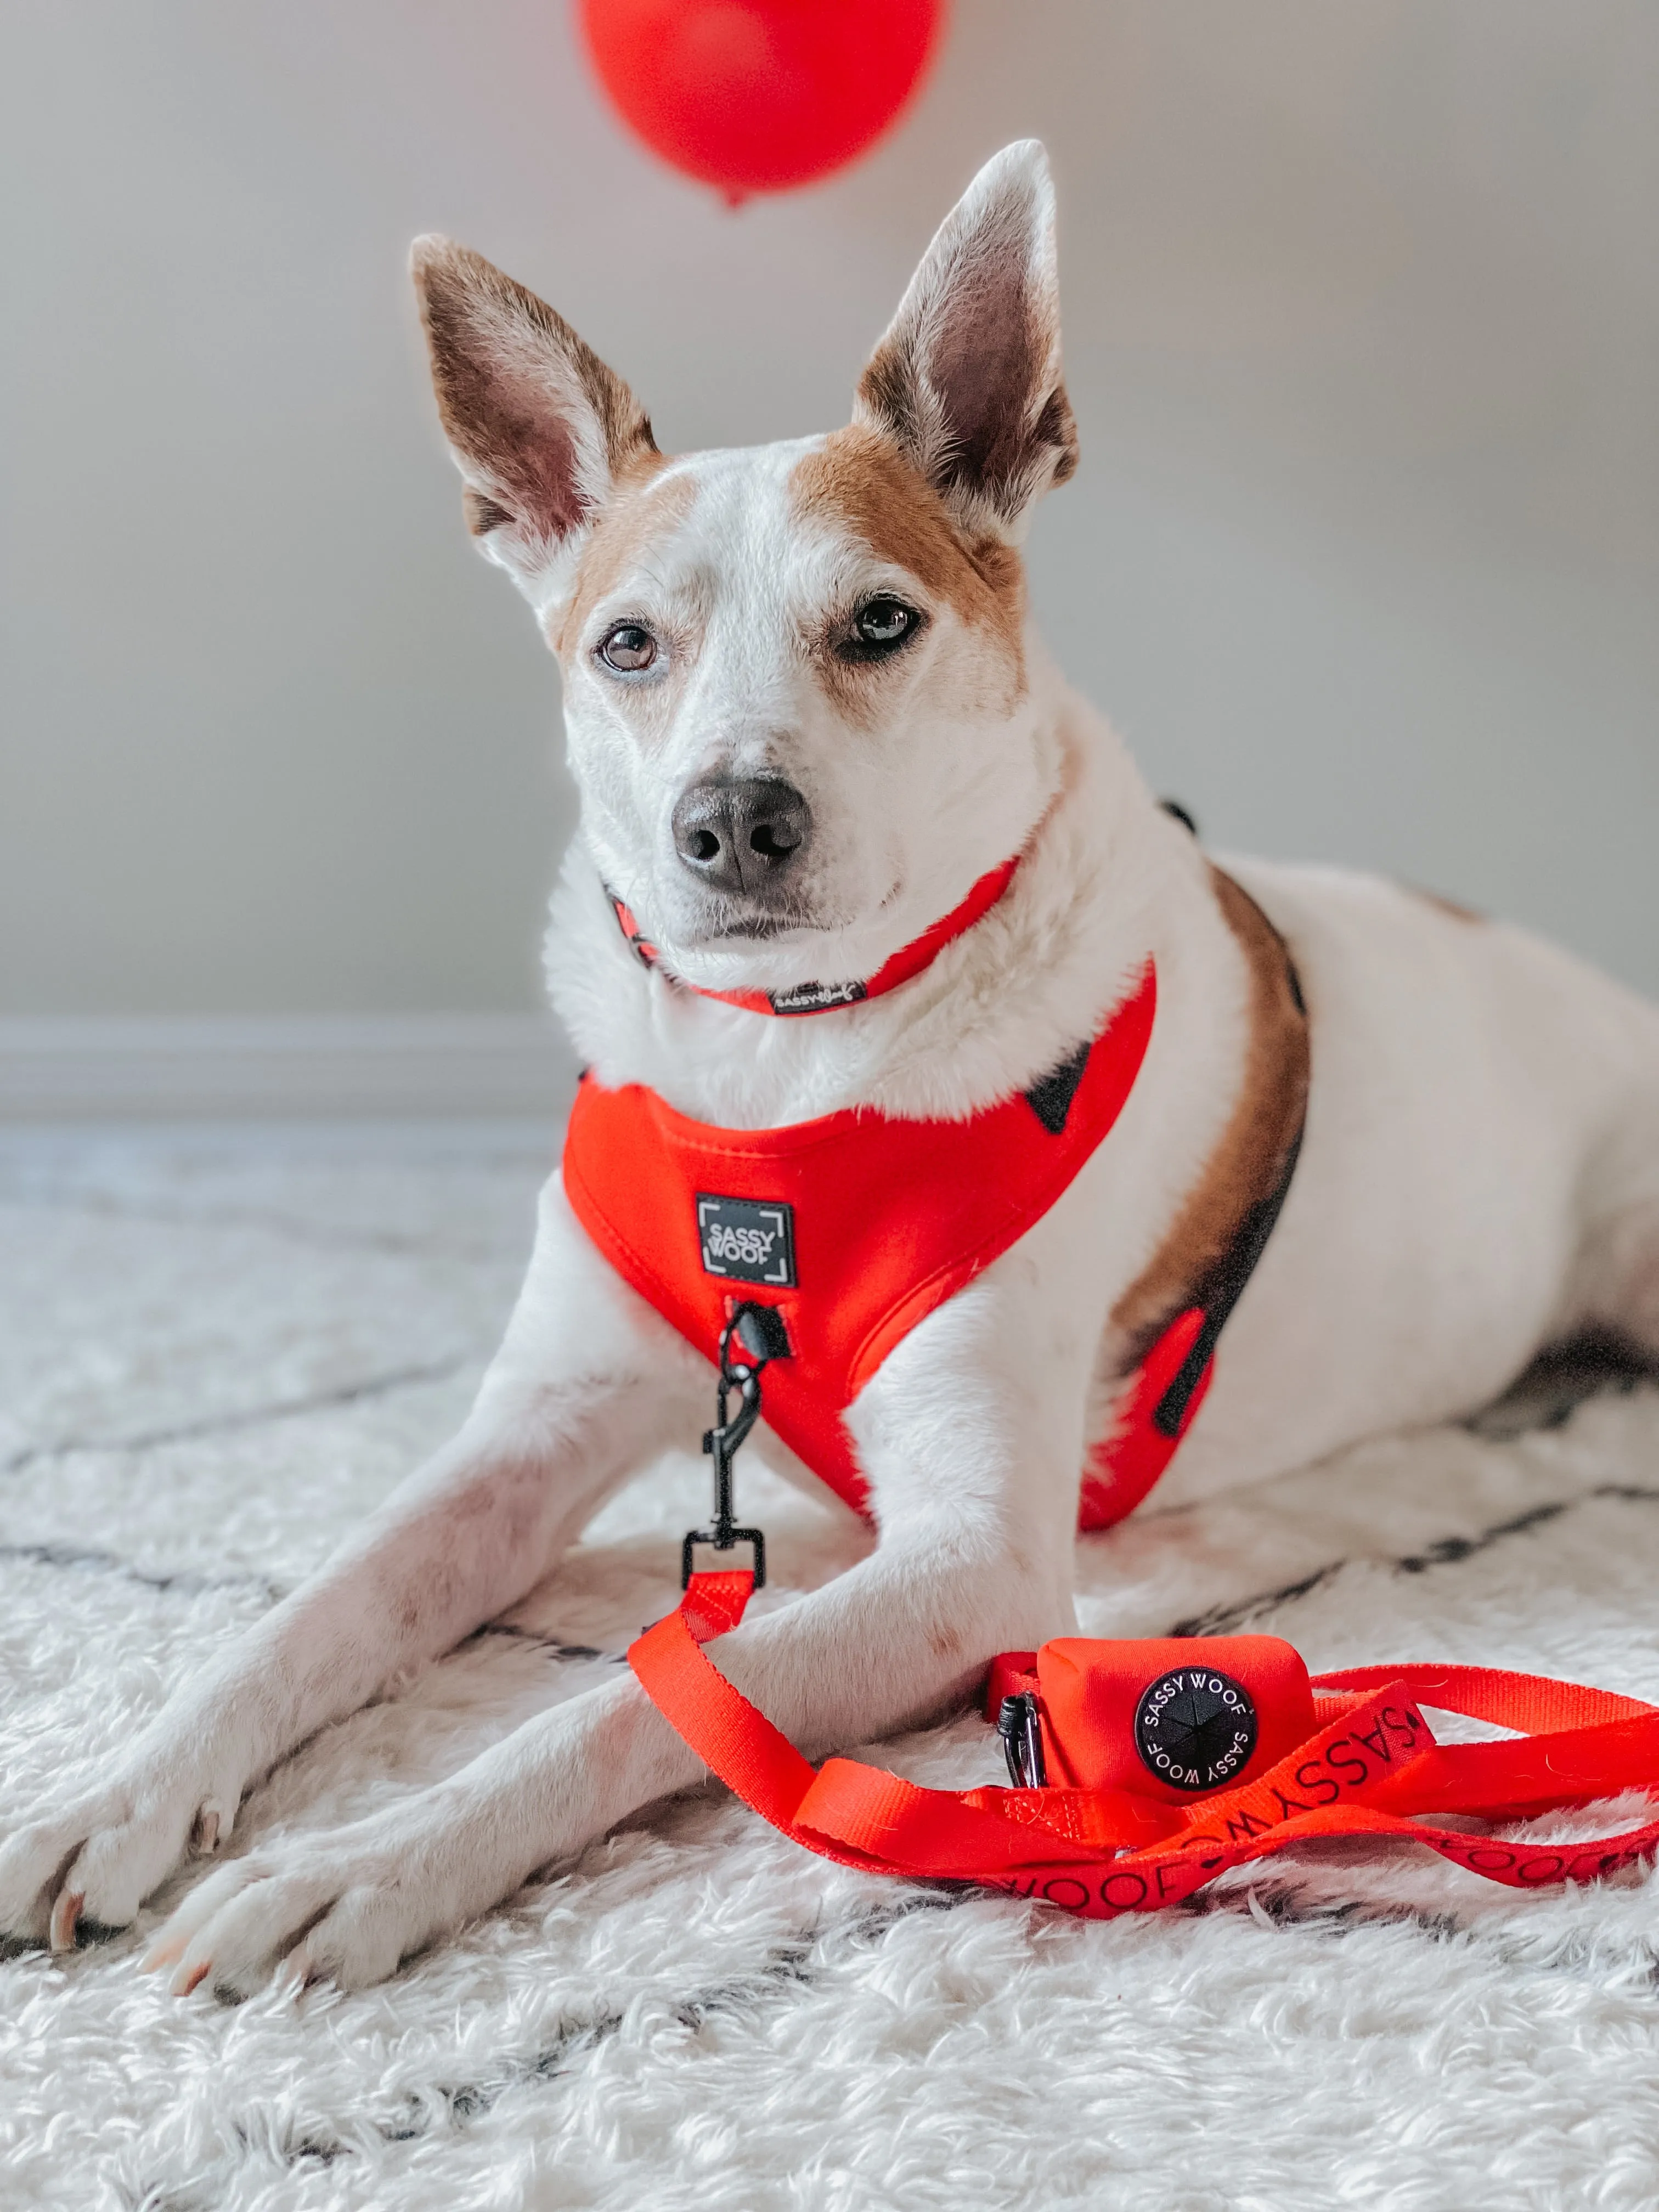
[791,427,1027,696]
[1112,870,1311,1348]
[552,456,691,658]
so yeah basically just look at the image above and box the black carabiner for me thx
[681,1301,790,1589]
[996,1691,1048,1789]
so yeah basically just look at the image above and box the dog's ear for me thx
[410,237,657,606]
[855,141,1077,542]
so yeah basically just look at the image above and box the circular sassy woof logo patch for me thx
[1133,1666,1260,1794]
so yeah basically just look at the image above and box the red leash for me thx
[634,1306,1659,1920]
[631,1572,1659,1916]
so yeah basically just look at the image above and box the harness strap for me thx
[631,1574,1659,1916]
[1077,873,1308,1524]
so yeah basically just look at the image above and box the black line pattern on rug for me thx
[1189,1884,1468,1944]
[0,1550,634,1656]
[464,1485,1659,1672]
[1166,1481,1659,1638]
[1193,1877,1659,1993]
[2,1355,477,1476]
[120,1896,964,2204]
[13,1476,1658,1681]
[0,1542,281,1604]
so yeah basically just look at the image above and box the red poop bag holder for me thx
[629,1306,1659,1918]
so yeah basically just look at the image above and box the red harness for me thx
[562,962,1229,1531]
[567,861,1299,1530]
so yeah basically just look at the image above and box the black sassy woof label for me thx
[696,1194,797,1286]
[1133,1666,1259,1793]
[766,978,867,1015]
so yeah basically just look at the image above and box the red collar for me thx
[607,856,1020,1016]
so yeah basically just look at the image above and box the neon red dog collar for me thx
[607,854,1020,1017]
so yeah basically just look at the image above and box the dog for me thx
[4,142,1657,1994]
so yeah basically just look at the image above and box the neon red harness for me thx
[562,958,1210,1529]
[568,852,1277,1528]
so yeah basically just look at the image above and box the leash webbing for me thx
[631,1575,1659,1916]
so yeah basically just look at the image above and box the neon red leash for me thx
[637,1298,1659,1916]
[631,1575,1659,1915]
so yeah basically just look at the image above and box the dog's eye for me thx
[599,623,658,673]
[842,598,922,660]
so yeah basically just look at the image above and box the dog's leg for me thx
[0,1177,701,1951]
[137,1272,1090,1994]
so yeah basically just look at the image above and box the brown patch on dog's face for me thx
[794,428,1025,650]
[1112,870,1311,1348]
[791,427,1026,720]
[550,455,687,660]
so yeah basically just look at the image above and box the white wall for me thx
[5,0,1656,1018]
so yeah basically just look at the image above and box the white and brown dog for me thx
[5,143,1657,1993]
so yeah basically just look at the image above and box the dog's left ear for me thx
[855,140,1077,542]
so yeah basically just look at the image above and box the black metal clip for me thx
[681,1301,791,1589]
[996,1691,1048,1789]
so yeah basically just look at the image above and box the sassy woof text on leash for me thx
[4,143,1658,1994]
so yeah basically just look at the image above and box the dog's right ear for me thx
[854,141,1076,543]
[410,238,657,608]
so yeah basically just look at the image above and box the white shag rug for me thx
[4,1122,1659,2212]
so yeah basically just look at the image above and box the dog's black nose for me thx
[671,777,812,898]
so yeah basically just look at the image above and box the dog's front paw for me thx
[143,1797,493,1996]
[0,1739,242,1952]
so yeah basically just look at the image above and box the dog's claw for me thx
[172,1957,212,1997]
[140,1929,187,1972]
[49,1889,83,1953]
[189,1807,221,1856]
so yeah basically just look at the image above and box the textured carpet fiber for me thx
[4,1123,1659,2212]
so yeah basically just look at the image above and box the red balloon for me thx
[579,0,947,198]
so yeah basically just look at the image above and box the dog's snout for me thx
[672,777,812,898]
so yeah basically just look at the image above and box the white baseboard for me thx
[0,1014,579,1120]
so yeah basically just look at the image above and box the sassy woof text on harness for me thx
[626,1306,1659,1920]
